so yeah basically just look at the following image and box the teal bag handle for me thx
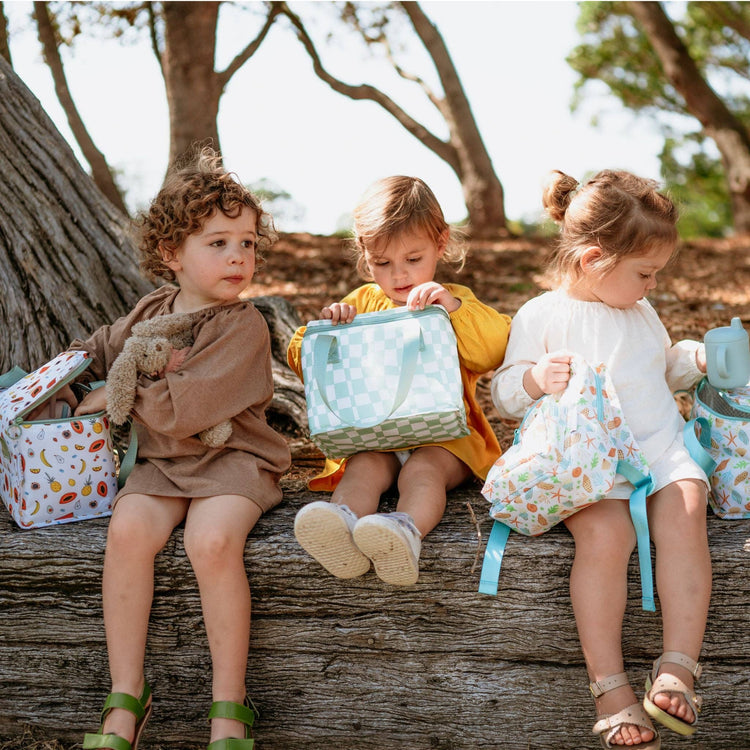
[682,416,716,478]
[480,464,656,611]
[311,317,423,429]
[0,366,28,389]
[616,460,656,612]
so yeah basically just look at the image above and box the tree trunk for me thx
[400,3,507,239]
[33,1,129,215]
[1,488,748,748]
[280,1,509,239]
[162,1,222,166]
[0,2,11,66]
[0,55,154,373]
[628,1,750,233]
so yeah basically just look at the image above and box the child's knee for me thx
[184,526,241,569]
[107,510,165,557]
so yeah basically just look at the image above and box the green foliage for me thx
[660,135,732,238]
[568,1,750,236]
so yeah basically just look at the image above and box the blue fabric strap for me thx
[683,417,716,478]
[478,521,510,595]
[617,460,656,612]
[0,366,27,389]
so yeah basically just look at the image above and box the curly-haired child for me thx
[71,147,290,750]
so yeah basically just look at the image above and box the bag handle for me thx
[311,317,423,429]
[682,416,716,478]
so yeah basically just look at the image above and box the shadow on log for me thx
[0,477,749,750]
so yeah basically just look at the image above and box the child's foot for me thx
[644,652,702,735]
[593,683,658,746]
[352,512,422,586]
[294,501,371,578]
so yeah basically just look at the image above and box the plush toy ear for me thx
[106,348,139,426]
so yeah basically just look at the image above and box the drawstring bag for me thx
[690,377,750,518]
[300,306,468,459]
[481,356,658,611]
[0,351,117,529]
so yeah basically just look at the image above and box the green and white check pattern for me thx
[301,307,468,459]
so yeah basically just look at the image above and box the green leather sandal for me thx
[207,697,258,749]
[82,682,153,750]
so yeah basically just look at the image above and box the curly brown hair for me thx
[542,169,678,286]
[135,146,277,283]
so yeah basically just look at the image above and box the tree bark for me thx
[0,55,154,373]
[32,1,129,215]
[0,1,11,66]
[628,1,750,233]
[400,3,507,239]
[162,1,222,166]
[0,487,748,748]
[280,1,508,239]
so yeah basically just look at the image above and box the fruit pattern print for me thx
[0,351,116,528]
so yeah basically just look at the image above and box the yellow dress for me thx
[287,283,511,491]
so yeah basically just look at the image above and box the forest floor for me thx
[3,232,750,750]
[256,231,750,475]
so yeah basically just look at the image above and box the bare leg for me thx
[331,451,400,517]
[395,446,471,536]
[647,479,711,724]
[564,500,656,746]
[183,495,262,743]
[99,494,189,745]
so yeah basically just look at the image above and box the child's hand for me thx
[321,303,357,325]
[159,346,191,377]
[524,352,573,399]
[406,282,461,313]
[74,387,107,416]
[696,344,707,373]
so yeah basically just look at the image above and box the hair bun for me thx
[542,170,579,223]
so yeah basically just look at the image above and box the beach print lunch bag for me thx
[691,377,750,518]
[480,356,658,611]
[482,356,651,535]
[0,351,117,529]
[301,305,468,459]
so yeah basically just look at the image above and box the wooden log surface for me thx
[1,478,749,749]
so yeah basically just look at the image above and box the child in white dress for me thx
[492,170,710,749]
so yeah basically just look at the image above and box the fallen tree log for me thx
[0,478,748,750]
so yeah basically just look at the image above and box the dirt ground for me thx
[3,234,750,750]
[255,232,750,469]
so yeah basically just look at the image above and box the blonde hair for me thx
[542,169,678,286]
[135,146,277,283]
[351,175,467,279]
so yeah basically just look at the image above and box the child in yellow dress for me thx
[287,175,510,586]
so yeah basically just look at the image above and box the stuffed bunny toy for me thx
[106,312,232,448]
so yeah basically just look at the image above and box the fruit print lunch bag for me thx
[480,355,659,611]
[0,350,117,529]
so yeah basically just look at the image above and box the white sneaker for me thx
[294,501,371,578]
[352,512,422,586]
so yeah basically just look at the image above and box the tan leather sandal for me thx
[643,651,702,736]
[591,672,661,749]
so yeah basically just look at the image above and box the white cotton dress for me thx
[491,289,709,498]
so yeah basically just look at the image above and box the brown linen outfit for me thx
[70,286,291,513]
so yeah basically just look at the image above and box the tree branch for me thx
[278,1,460,171]
[217,2,283,90]
[33,1,128,214]
[145,1,164,76]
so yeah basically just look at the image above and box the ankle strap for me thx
[589,671,628,698]
[653,651,702,679]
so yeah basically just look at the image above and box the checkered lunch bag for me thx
[0,351,117,529]
[300,305,469,459]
